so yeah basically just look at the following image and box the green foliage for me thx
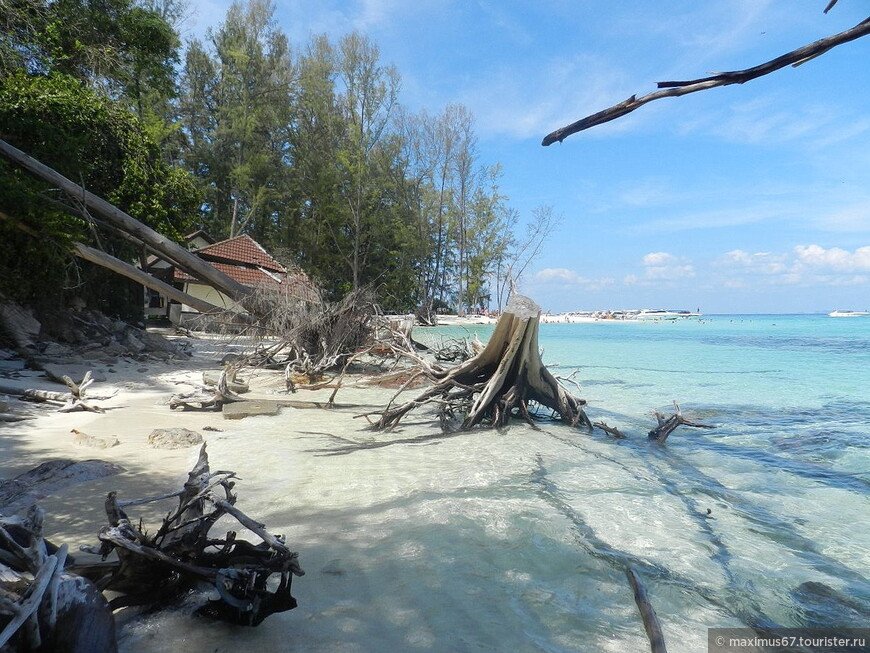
[178,0,293,243]
[0,71,200,310]
[1,0,530,315]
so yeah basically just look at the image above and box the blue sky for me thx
[184,0,870,314]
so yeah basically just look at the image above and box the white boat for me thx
[633,309,701,321]
[828,310,869,317]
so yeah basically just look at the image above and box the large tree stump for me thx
[373,295,591,431]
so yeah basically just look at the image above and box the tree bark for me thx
[72,242,224,315]
[0,139,253,311]
[372,294,591,430]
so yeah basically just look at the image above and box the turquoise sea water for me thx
[415,315,870,635]
[119,314,870,652]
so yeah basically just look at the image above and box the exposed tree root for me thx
[74,443,303,627]
[366,295,591,431]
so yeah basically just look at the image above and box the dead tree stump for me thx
[373,295,591,431]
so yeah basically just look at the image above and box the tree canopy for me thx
[0,0,198,315]
[1,0,552,316]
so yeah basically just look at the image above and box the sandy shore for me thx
[0,327,726,652]
[0,332,428,650]
[0,335,256,543]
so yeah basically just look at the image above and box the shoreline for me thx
[3,319,867,652]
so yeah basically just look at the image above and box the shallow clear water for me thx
[118,315,870,652]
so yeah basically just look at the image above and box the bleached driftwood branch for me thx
[626,567,668,653]
[648,402,714,443]
[75,444,304,626]
[542,10,870,145]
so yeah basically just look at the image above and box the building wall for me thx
[181,283,237,311]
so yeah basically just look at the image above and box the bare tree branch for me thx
[542,14,870,146]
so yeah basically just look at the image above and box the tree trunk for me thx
[73,242,224,316]
[0,139,254,312]
[373,294,591,430]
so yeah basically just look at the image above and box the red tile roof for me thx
[174,261,284,288]
[172,234,318,301]
[193,235,287,273]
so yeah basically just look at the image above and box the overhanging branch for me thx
[542,14,870,145]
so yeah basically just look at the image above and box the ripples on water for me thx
[118,315,870,652]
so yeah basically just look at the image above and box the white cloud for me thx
[642,252,677,266]
[645,264,695,280]
[793,244,870,271]
[533,268,615,290]
[536,267,587,283]
[711,245,870,291]
[641,252,695,281]
[816,205,870,233]
[459,53,643,141]
[715,249,788,275]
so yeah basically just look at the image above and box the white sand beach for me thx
[1,325,765,653]
[0,331,666,652]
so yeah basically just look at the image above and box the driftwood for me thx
[0,507,117,653]
[0,372,113,414]
[593,421,627,439]
[648,402,714,443]
[168,369,246,410]
[367,295,591,431]
[591,403,714,443]
[74,443,303,626]
[625,567,668,653]
[542,6,870,145]
[57,371,105,413]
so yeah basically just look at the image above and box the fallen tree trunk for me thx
[369,295,591,431]
[73,242,224,316]
[0,372,115,414]
[0,139,254,314]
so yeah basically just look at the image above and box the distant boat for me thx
[633,309,701,321]
[828,310,869,317]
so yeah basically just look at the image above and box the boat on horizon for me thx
[632,309,702,321]
[828,310,869,317]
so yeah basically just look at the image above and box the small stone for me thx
[71,429,120,449]
[41,342,73,357]
[222,400,280,420]
[147,427,203,449]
